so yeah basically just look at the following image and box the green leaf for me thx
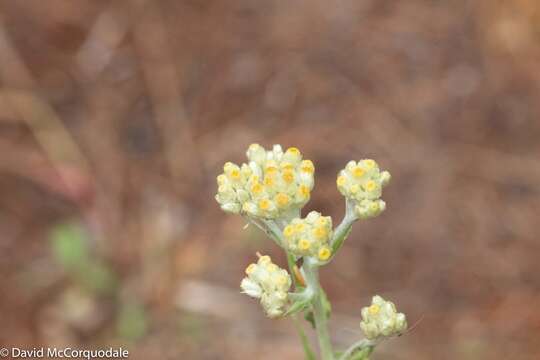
[303,287,331,329]
[331,225,353,255]
[285,297,311,316]
[304,309,315,329]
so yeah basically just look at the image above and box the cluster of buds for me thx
[240,254,292,318]
[360,295,407,340]
[217,143,407,358]
[215,144,315,219]
[283,211,333,261]
[336,159,391,219]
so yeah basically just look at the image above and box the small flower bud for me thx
[360,295,407,340]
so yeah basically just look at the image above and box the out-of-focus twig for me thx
[0,20,92,201]
[130,0,200,184]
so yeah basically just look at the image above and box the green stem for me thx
[292,315,317,360]
[304,259,334,360]
[287,252,317,359]
[330,199,357,256]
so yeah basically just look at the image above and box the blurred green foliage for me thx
[50,222,117,294]
[116,301,148,341]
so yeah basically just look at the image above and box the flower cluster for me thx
[240,254,292,318]
[360,295,407,340]
[283,211,333,261]
[336,159,391,219]
[216,144,315,219]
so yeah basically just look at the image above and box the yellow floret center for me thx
[352,166,365,178]
[337,176,347,186]
[250,175,260,182]
[364,159,376,169]
[264,176,275,187]
[364,180,377,192]
[258,199,271,210]
[313,226,327,239]
[275,193,290,207]
[284,225,295,238]
[369,304,380,315]
[318,247,331,261]
[251,183,263,194]
[277,274,288,285]
[301,160,314,173]
[282,170,295,184]
[246,263,257,275]
[286,147,301,155]
[266,264,278,272]
[230,169,241,179]
[299,239,311,250]
[298,185,310,197]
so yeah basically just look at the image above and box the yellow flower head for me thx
[216,144,315,218]
[282,212,333,260]
[241,254,292,318]
[360,295,407,340]
[336,159,390,219]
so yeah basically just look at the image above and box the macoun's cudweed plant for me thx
[216,144,407,360]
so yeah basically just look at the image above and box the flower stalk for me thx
[217,144,408,360]
[304,258,334,360]
[330,199,357,256]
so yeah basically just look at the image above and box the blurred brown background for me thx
[1,0,539,359]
